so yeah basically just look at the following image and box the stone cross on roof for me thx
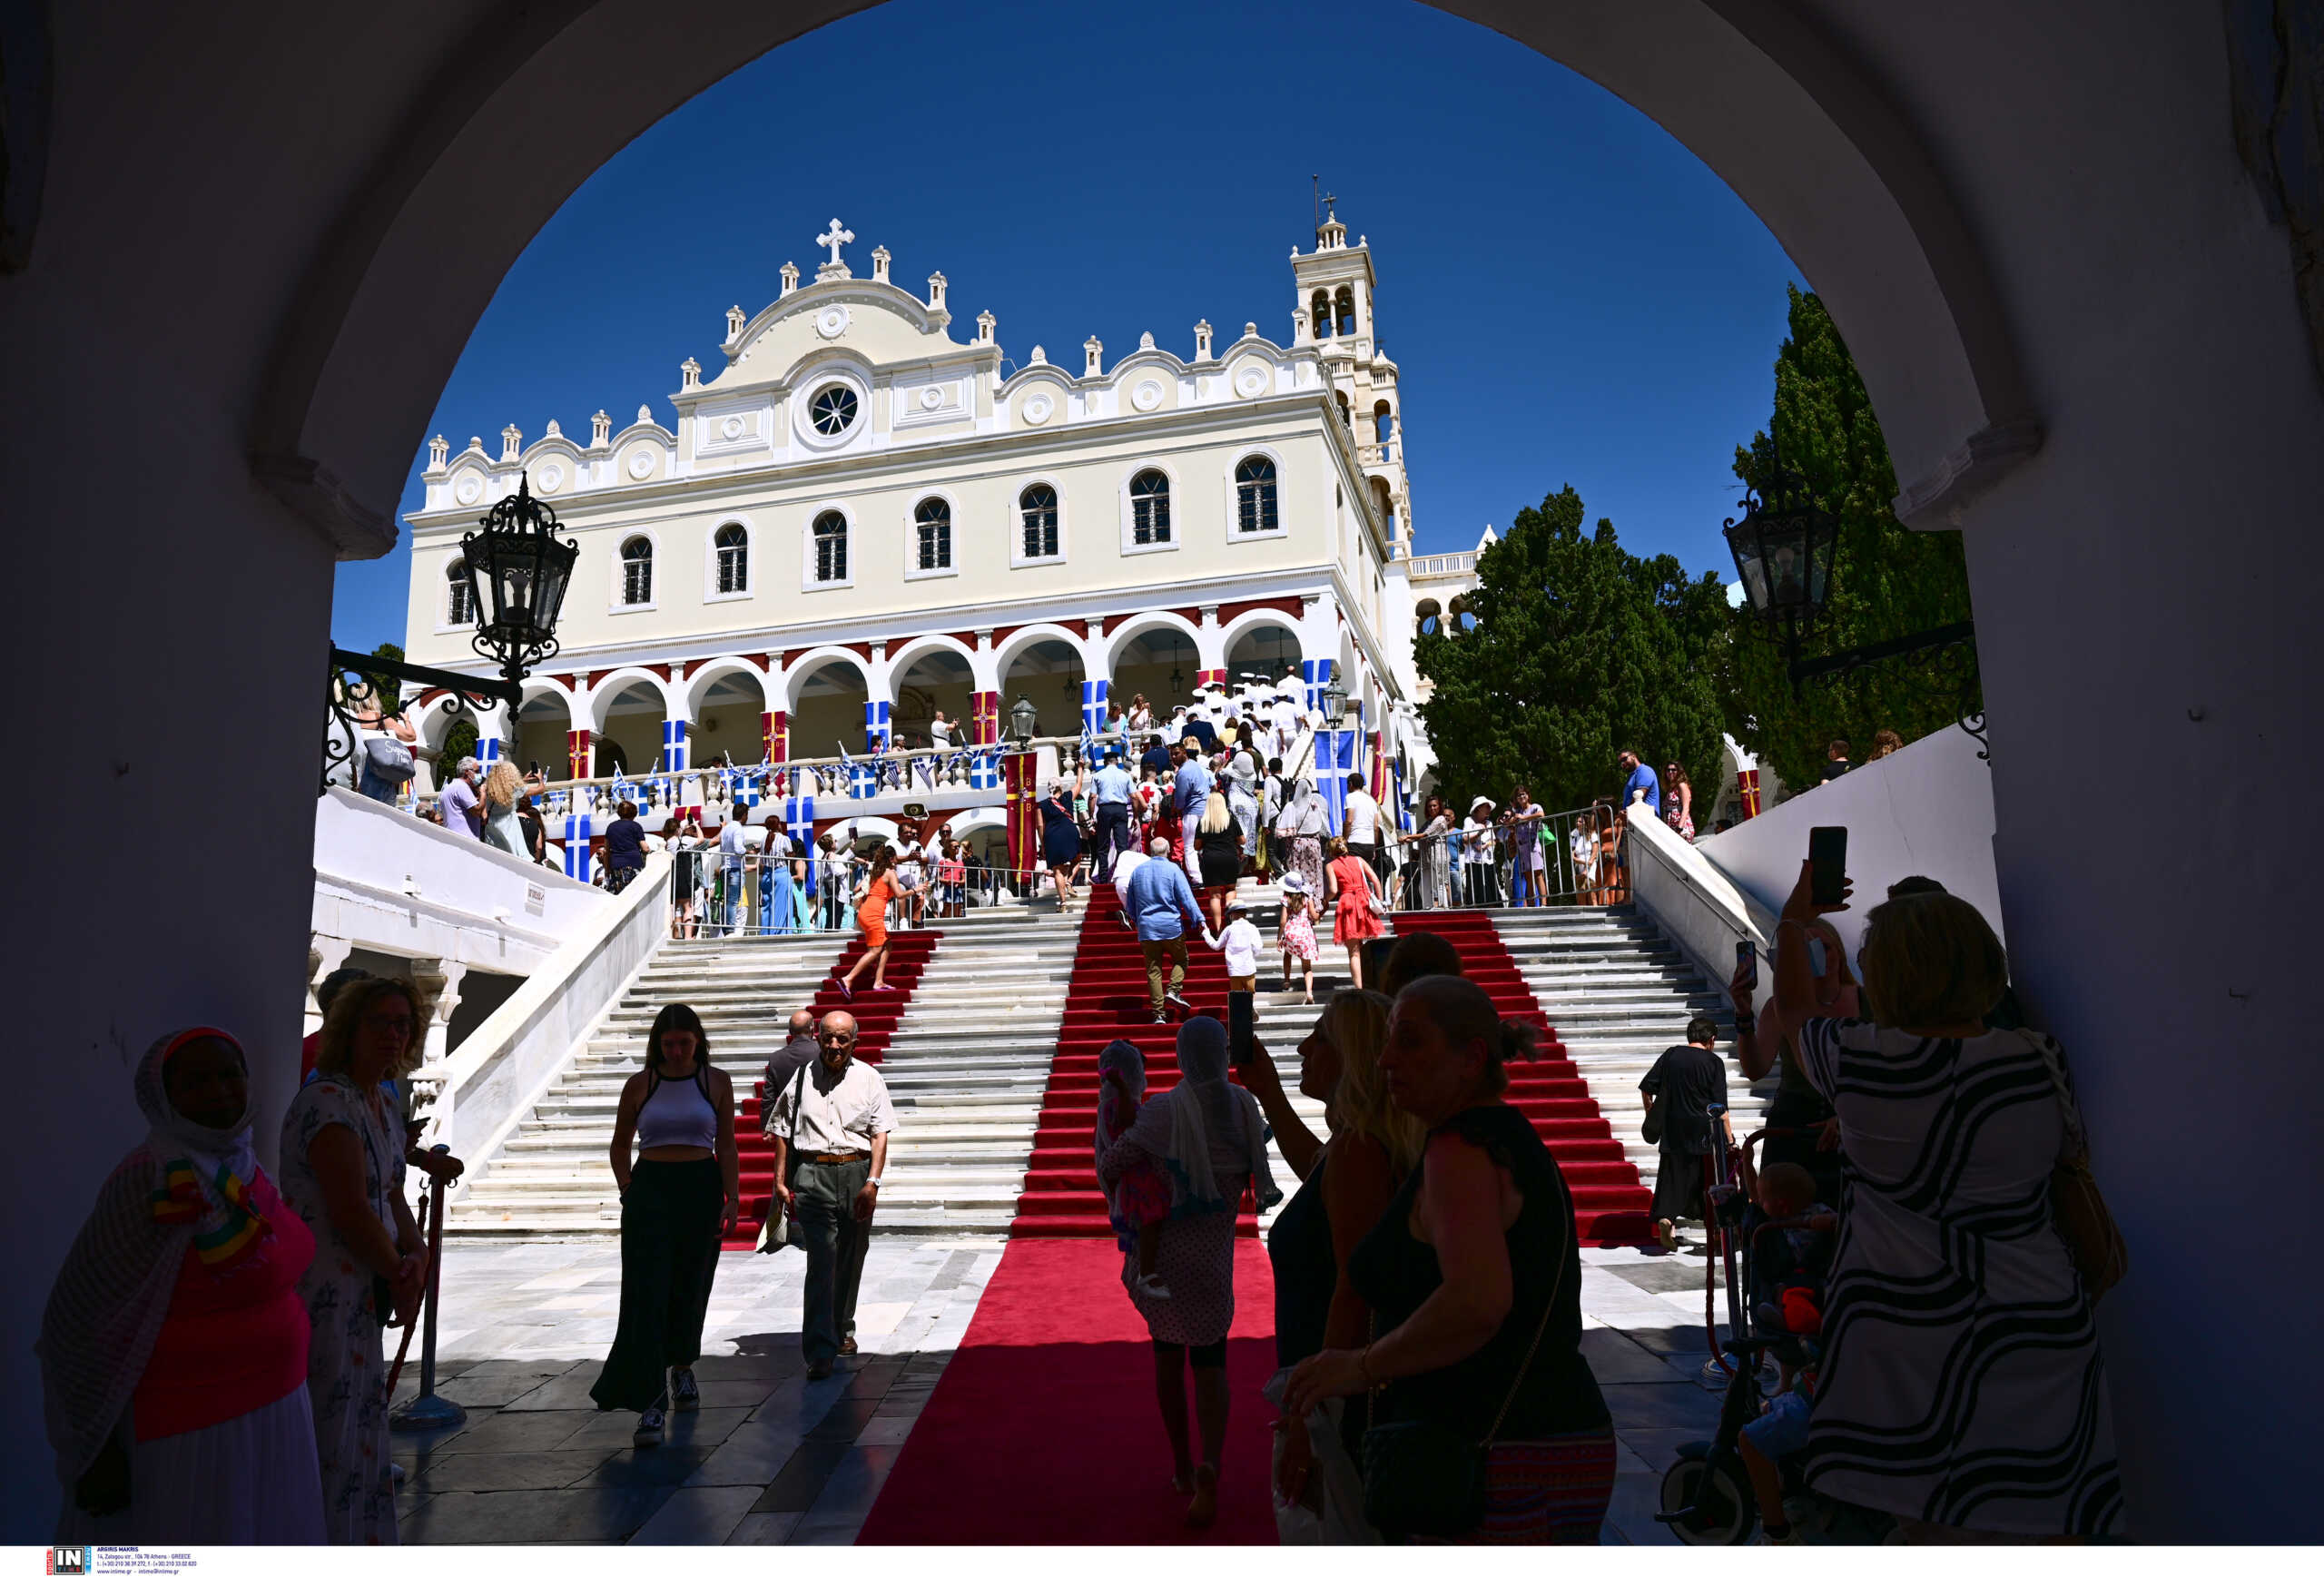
[817,217,853,266]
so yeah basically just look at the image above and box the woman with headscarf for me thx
[281,974,433,1543]
[42,1029,326,1543]
[1282,776,1328,902]
[1096,1017,1281,1530]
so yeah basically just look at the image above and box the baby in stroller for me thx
[1734,1158,1837,1543]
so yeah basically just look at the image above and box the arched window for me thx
[446,558,474,625]
[1415,599,1442,637]
[1235,456,1279,534]
[914,498,951,570]
[1129,469,1171,546]
[1334,286,1356,336]
[714,523,748,594]
[1020,484,1059,558]
[1335,391,1352,429]
[1371,476,1395,534]
[812,511,848,582]
[1310,290,1332,338]
[1374,401,1393,445]
[620,537,653,605]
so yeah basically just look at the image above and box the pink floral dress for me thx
[1278,890,1319,961]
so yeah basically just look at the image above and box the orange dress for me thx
[856,872,896,948]
[1330,854,1385,944]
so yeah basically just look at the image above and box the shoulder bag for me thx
[1360,1234,1568,1539]
[755,1063,811,1254]
[2021,1030,2129,1300]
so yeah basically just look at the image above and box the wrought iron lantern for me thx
[1723,466,1839,642]
[1008,694,1041,745]
[459,474,579,683]
[1320,672,1349,725]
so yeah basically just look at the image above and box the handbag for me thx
[2021,1031,2128,1299]
[755,1064,811,1254]
[363,734,416,782]
[1360,1237,1568,1538]
[1640,1099,1666,1147]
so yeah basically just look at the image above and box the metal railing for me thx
[660,847,1056,936]
[1374,803,1632,911]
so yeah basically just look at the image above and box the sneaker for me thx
[1135,1273,1174,1300]
[670,1368,699,1412]
[1152,1012,1171,1024]
[1165,992,1193,1017]
[634,1405,665,1448]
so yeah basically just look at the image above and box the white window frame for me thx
[436,554,477,633]
[1223,447,1288,544]
[1011,474,1068,568]
[793,367,872,454]
[704,517,754,603]
[1118,462,1181,558]
[609,527,663,615]
[903,490,961,582]
[802,502,855,592]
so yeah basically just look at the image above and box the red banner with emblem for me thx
[1738,767,1762,820]
[765,710,787,765]
[567,729,592,782]
[1005,751,1040,872]
[970,690,1000,747]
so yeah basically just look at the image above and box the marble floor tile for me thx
[628,1485,763,1544]
[723,1511,803,1545]
[410,1448,614,1493]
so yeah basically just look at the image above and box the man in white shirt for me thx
[767,1010,897,1377]
[1343,773,1384,877]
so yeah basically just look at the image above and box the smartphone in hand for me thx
[1228,990,1256,1068]
[1736,938,1758,991]
[1808,825,1848,907]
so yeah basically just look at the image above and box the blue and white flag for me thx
[785,792,817,896]
[735,769,763,811]
[1302,657,1333,717]
[1316,728,1358,835]
[970,748,1000,791]
[661,719,688,774]
[1079,676,1110,739]
[476,732,503,766]
[562,813,593,882]
[863,698,891,752]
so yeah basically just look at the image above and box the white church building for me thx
[399,211,1482,843]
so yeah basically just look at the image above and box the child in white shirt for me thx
[1200,898,1265,991]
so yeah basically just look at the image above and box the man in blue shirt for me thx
[1091,750,1135,882]
[1618,748,1661,816]
[1125,840,1204,1022]
[1139,733,1173,779]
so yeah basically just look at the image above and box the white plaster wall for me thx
[313,786,606,965]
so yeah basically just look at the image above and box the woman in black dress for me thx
[1037,780,1081,912]
[1194,791,1245,932]
[1284,975,1614,1544]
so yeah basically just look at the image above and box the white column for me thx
[305,938,355,1037]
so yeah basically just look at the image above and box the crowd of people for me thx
[1086,833,2124,1545]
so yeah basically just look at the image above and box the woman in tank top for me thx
[590,1003,738,1450]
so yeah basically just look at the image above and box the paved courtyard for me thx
[392,1237,1731,1544]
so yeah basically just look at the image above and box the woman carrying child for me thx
[1094,1040,1172,1301]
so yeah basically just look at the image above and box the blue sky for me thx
[331,0,1802,652]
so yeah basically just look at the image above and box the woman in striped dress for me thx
[1775,864,2122,1540]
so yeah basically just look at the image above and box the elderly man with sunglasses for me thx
[765,1010,897,1378]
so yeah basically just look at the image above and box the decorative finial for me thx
[927,271,948,310]
[1084,336,1103,377]
[815,217,854,281]
[428,434,449,469]
[976,309,996,345]
[1138,330,1155,350]
[726,304,746,340]
[780,261,800,296]
[636,404,652,425]
[1193,320,1213,360]
[680,356,702,390]
[466,435,484,452]
[1029,344,1047,366]
[1244,322,1257,337]
[871,244,891,284]
[591,409,612,447]
[500,424,522,461]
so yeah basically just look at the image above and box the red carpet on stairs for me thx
[1387,910,1654,1244]
[856,1238,1280,1543]
[1017,885,1268,1239]
[724,928,941,1247]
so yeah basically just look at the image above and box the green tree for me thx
[1726,287,1978,789]
[1415,486,1728,817]
[362,642,407,715]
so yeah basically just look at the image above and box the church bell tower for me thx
[1291,196,1412,551]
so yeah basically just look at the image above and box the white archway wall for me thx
[514,685,575,776]
[888,638,978,747]
[8,0,2324,1540]
[995,628,1088,740]
[784,649,872,758]
[689,664,770,764]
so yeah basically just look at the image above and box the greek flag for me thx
[735,768,763,811]
[562,813,593,882]
[661,719,688,774]
[1393,762,1413,832]
[1079,676,1109,738]
[1316,728,1358,835]
[1302,657,1333,716]
[863,698,891,752]
[970,748,1000,791]
[785,792,817,897]
[476,732,503,765]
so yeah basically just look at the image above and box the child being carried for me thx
[1094,1039,1172,1299]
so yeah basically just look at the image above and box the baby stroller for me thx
[1656,1119,1876,1544]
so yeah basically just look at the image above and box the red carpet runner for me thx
[1388,910,1653,1244]
[1016,884,1265,1237]
[727,928,940,1247]
[856,1238,1280,1543]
